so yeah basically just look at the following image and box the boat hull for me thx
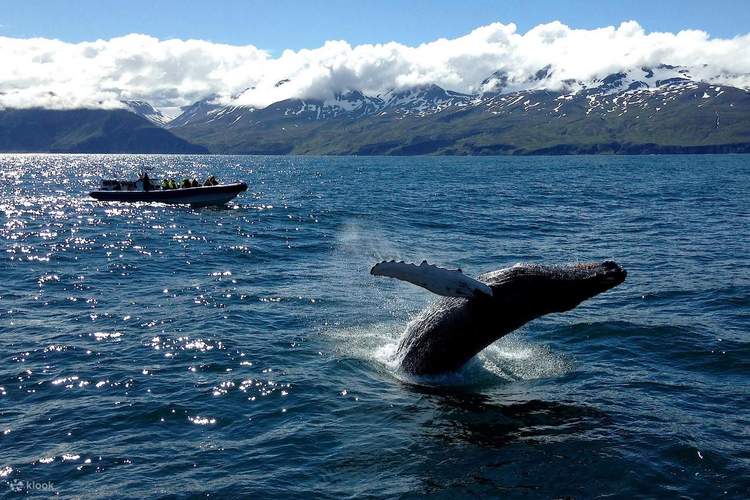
[90,182,248,206]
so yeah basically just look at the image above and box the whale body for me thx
[372,260,627,375]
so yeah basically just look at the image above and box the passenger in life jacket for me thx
[181,178,191,189]
[204,176,219,186]
[161,179,170,190]
[169,179,177,189]
[191,178,200,188]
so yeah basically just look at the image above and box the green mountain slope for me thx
[0,108,207,153]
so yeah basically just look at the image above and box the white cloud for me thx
[1,21,749,113]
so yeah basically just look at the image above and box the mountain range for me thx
[2,65,749,154]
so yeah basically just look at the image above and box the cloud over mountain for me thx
[1,21,749,113]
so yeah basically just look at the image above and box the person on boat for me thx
[191,178,200,188]
[204,176,219,186]
[181,178,191,189]
[142,172,153,191]
[162,179,170,190]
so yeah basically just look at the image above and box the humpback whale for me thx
[371,260,627,375]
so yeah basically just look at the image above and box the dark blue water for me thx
[0,154,748,498]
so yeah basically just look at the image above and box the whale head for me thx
[481,260,627,315]
[551,260,627,309]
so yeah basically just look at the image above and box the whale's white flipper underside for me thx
[370,260,493,298]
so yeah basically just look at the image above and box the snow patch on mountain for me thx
[123,100,173,126]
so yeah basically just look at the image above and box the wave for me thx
[324,321,572,388]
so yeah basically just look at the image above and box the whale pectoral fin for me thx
[370,260,493,298]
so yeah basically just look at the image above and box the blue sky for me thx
[2,0,748,52]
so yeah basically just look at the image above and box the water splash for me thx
[324,318,572,387]
[336,222,403,264]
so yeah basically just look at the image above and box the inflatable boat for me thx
[90,177,247,206]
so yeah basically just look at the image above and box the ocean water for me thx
[0,154,748,498]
